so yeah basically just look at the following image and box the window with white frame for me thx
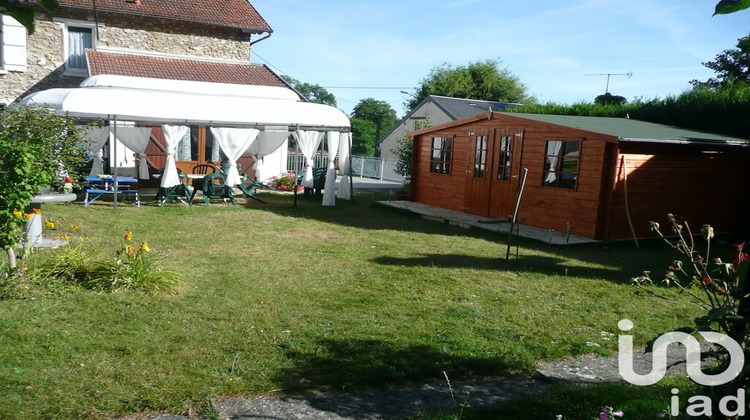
[430,136,453,174]
[57,19,97,75]
[542,140,580,189]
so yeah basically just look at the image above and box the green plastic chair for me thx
[202,173,236,206]
[156,169,192,206]
[237,174,275,204]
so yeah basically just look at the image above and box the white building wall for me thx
[377,101,454,160]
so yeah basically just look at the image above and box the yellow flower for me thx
[124,231,133,242]
[22,213,33,219]
[126,245,135,256]
[139,242,150,253]
[12,210,22,217]
[70,225,80,230]
[60,235,70,241]
[32,208,42,215]
[44,221,56,229]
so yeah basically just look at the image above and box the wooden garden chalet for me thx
[408,110,750,240]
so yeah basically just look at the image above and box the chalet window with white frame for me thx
[430,136,453,174]
[542,140,580,189]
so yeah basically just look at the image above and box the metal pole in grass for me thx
[349,132,354,202]
[506,168,528,260]
[293,126,299,208]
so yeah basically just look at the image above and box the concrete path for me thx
[378,200,597,245]
[133,345,712,420]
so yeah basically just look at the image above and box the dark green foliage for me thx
[714,0,750,15]
[406,59,533,111]
[512,81,750,138]
[0,107,88,252]
[595,92,627,106]
[350,98,397,156]
[0,0,58,34]
[691,33,750,88]
[280,75,337,107]
[350,118,376,156]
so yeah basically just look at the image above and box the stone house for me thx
[1,0,296,178]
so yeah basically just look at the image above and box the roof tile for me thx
[58,0,271,32]
[87,50,289,88]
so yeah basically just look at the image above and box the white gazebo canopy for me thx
[18,75,352,205]
[19,76,351,129]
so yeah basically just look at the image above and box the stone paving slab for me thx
[378,200,597,245]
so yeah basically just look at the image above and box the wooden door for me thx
[463,128,494,215]
[488,128,524,219]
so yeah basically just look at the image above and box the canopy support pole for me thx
[293,126,299,208]
[112,115,119,209]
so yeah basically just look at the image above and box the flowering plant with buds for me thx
[597,406,624,420]
[632,213,750,364]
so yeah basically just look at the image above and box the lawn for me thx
[0,192,704,419]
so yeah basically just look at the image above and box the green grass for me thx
[409,377,700,419]
[0,192,706,419]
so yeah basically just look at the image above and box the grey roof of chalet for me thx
[430,95,521,120]
[507,113,750,146]
[376,95,521,145]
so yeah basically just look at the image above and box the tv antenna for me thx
[585,71,632,93]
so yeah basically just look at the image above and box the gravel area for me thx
[128,345,713,420]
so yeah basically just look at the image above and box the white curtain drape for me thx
[210,127,260,186]
[336,132,352,200]
[544,140,563,184]
[161,124,189,188]
[84,127,111,176]
[115,127,152,179]
[67,28,92,69]
[250,128,290,180]
[322,131,340,206]
[293,130,323,188]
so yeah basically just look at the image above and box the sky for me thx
[249,0,748,117]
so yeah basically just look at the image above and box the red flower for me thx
[732,242,748,266]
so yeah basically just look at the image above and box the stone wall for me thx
[1,12,253,104]
[97,15,251,61]
[0,19,80,104]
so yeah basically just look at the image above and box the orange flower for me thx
[32,208,41,215]
[44,221,56,229]
[126,245,135,256]
[12,210,22,217]
[60,235,70,241]
[70,225,80,230]
[22,213,33,219]
[139,242,150,252]
[124,231,133,242]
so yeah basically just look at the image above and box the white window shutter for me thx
[2,15,28,72]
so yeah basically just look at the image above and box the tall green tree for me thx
[690,33,750,88]
[405,59,533,111]
[280,75,337,107]
[350,118,376,156]
[0,0,59,34]
[350,98,397,156]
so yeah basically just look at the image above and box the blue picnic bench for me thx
[83,175,141,207]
